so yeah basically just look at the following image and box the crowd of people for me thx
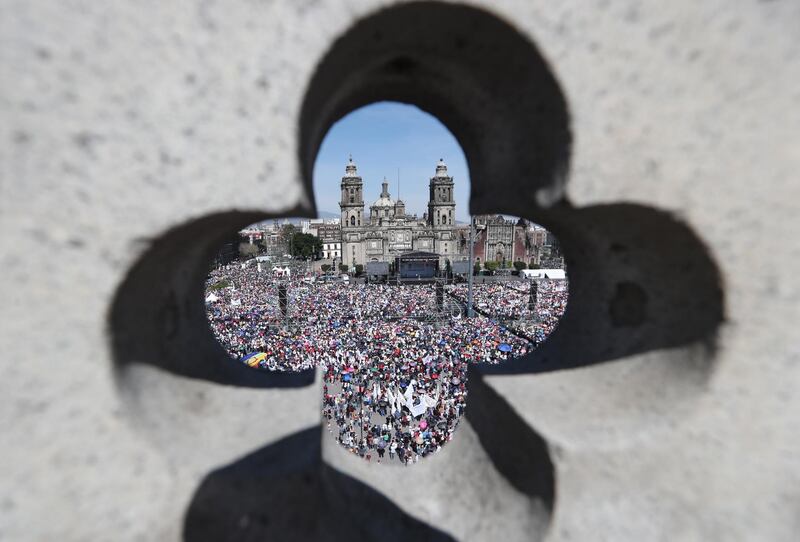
[446,280,569,343]
[205,262,568,463]
[508,280,569,342]
[319,319,469,463]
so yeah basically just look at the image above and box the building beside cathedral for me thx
[339,157,460,268]
[467,215,548,268]
[452,216,562,270]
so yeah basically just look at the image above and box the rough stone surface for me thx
[1,1,799,541]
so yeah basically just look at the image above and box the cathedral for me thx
[339,156,460,267]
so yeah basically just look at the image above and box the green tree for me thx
[473,262,481,275]
[484,260,500,273]
[290,232,322,259]
[339,263,349,273]
[280,224,297,254]
[321,264,331,273]
[529,261,540,269]
[513,260,527,272]
[239,242,259,259]
[354,264,364,276]
[444,259,452,278]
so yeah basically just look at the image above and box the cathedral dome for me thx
[372,177,395,207]
[372,195,395,207]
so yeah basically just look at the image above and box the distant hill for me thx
[316,210,339,219]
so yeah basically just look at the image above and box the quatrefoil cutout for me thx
[109,2,723,539]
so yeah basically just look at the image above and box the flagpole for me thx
[467,216,475,318]
[359,378,364,453]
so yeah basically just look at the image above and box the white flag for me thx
[409,399,427,418]
[403,382,415,404]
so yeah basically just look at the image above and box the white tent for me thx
[522,268,567,280]
[204,293,219,303]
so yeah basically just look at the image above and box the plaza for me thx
[205,262,567,463]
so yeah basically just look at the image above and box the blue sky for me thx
[312,102,471,222]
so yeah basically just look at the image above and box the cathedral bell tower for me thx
[339,155,364,229]
[427,158,456,228]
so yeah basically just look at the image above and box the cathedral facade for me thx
[339,157,460,268]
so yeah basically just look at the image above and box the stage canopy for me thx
[395,251,440,279]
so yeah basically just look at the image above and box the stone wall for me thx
[1,1,799,540]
